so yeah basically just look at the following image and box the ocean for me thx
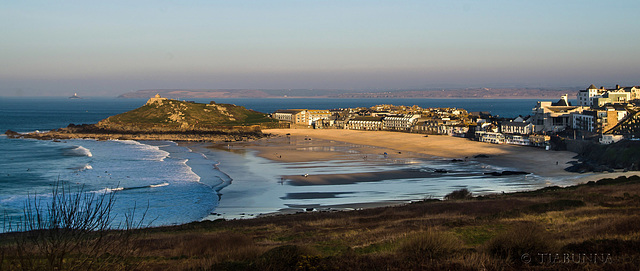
[0,97,570,230]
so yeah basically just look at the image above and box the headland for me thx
[5,95,280,142]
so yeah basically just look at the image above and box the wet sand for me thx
[195,129,637,218]
[260,129,637,184]
[263,129,570,177]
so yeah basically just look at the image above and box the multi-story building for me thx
[530,95,584,133]
[625,86,640,101]
[577,84,640,107]
[272,109,307,124]
[307,110,332,126]
[413,119,444,134]
[601,105,629,133]
[383,114,420,131]
[500,121,534,135]
[594,91,630,107]
[529,135,551,148]
[571,111,597,132]
[577,84,605,107]
[505,135,531,146]
[346,117,384,130]
[476,131,505,144]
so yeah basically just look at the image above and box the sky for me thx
[1,0,639,97]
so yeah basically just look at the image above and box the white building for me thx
[600,134,624,144]
[500,121,534,135]
[577,84,604,107]
[505,135,531,146]
[383,115,420,131]
[476,131,505,144]
[306,110,332,126]
[346,117,384,130]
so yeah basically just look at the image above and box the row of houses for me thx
[272,108,469,135]
[272,106,555,145]
[529,93,630,134]
[273,108,424,131]
[272,84,640,147]
[577,84,640,107]
[476,84,640,146]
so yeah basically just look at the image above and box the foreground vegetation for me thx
[3,176,640,270]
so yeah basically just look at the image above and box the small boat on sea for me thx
[69,92,81,99]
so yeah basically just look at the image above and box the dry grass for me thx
[484,222,558,264]
[3,176,640,270]
[399,229,464,261]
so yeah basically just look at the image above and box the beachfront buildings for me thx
[531,84,640,144]
[346,117,384,130]
[273,109,307,124]
[273,106,459,132]
[530,95,585,133]
[270,84,640,147]
[578,84,640,107]
[500,117,534,135]
[383,115,420,131]
[273,109,332,127]
[476,131,504,144]
[307,110,332,126]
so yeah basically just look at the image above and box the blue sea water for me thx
[0,97,562,230]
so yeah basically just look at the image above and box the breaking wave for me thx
[64,146,93,157]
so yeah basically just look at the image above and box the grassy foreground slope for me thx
[138,176,640,270]
[5,176,639,270]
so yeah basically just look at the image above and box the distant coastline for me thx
[117,88,576,99]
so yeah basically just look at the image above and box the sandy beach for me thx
[258,129,635,184]
[195,128,638,218]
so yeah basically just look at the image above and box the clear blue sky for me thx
[1,0,639,96]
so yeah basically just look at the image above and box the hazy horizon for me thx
[2,1,639,97]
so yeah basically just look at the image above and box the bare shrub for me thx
[1,181,147,270]
[444,188,473,200]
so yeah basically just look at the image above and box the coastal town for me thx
[271,84,640,148]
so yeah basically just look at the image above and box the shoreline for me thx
[176,129,638,220]
[261,129,637,183]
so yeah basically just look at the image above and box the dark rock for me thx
[4,130,22,138]
[484,171,530,176]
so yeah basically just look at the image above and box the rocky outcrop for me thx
[563,140,640,173]
[6,125,267,142]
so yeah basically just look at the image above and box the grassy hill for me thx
[100,99,278,130]
[10,98,282,141]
